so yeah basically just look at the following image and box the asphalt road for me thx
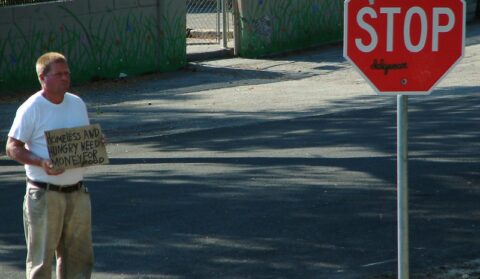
[0,22,479,279]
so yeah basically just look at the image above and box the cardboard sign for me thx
[45,124,109,170]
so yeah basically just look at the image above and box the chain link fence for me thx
[186,0,233,45]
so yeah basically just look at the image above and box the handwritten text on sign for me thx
[45,124,109,170]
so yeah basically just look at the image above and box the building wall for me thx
[237,0,343,58]
[0,0,186,92]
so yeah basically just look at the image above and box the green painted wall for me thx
[237,0,343,57]
[0,0,186,93]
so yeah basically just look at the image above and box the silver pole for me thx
[397,94,409,279]
[222,0,228,48]
[217,0,221,43]
[233,0,240,56]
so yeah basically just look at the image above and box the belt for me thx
[27,178,83,193]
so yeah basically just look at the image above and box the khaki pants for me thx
[23,183,94,279]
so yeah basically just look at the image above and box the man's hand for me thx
[101,133,108,145]
[40,159,65,176]
[6,137,64,175]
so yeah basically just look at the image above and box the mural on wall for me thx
[239,0,343,57]
[0,3,186,93]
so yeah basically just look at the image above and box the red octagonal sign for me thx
[344,0,465,95]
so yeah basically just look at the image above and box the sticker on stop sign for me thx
[344,0,465,95]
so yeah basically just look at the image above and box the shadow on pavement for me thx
[86,88,478,277]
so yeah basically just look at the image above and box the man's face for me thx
[41,62,71,94]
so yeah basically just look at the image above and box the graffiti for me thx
[0,3,185,92]
[242,16,273,42]
[239,0,343,58]
[371,59,408,75]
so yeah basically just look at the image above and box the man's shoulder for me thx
[65,92,85,104]
[17,91,43,111]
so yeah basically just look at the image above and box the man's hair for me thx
[36,52,67,77]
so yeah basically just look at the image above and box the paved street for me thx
[0,22,479,279]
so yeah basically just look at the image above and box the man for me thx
[6,52,94,279]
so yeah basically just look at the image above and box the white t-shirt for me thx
[8,91,90,185]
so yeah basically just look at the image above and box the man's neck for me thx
[42,90,65,104]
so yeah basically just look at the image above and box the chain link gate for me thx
[0,0,61,7]
[186,0,233,47]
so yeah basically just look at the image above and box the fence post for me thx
[222,0,228,48]
[233,0,240,55]
[217,0,221,43]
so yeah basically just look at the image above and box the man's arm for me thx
[6,137,64,175]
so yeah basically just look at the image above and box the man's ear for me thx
[37,73,46,88]
[38,73,47,85]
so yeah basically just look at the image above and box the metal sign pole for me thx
[397,94,409,279]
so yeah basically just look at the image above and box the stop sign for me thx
[344,0,465,95]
